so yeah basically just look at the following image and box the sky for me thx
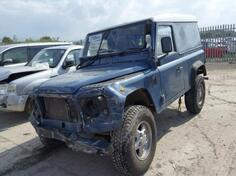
[0,0,235,41]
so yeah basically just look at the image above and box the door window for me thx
[156,26,174,57]
[3,47,28,64]
[66,49,81,65]
[28,46,45,60]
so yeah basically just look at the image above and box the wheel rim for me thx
[134,121,152,161]
[197,83,205,106]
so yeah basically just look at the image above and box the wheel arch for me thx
[192,60,207,77]
[124,88,156,113]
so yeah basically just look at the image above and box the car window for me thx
[66,49,81,65]
[174,23,201,53]
[84,23,146,57]
[28,46,45,60]
[28,49,66,68]
[3,47,28,64]
[156,26,174,56]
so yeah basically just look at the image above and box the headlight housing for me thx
[0,84,8,95]
[7,84,17,94]
[80,95,109,119]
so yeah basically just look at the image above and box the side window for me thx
[156,26,174,56]
[29,46,44,60]
[66,49,81,65]
[3,47,28,64]
[174,23,201,53]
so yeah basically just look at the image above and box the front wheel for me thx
[111,105,157,176]
[40,136,64,148]
[185,75,206,114]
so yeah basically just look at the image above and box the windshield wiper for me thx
[77,31,110,70]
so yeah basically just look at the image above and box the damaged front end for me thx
[30,84,125,155]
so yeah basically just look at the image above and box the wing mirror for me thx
[161,37,172,54]
[63,55,75,69]
[3,58,13,65]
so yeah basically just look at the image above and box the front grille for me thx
[43,97,72,121]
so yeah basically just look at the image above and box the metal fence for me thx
[200,24,236,63]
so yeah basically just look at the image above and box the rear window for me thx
[174,23,201,53]
[2,47,28,64]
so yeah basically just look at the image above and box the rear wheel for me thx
[185,75,206,114]
[111,105,157,176]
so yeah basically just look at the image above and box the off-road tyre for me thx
[111,105,157,176]
[185,75,206,114]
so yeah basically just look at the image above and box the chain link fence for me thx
[200,24,236,63]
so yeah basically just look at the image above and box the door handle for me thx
[176,66,183,72]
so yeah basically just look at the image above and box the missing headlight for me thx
[80,95,109,119]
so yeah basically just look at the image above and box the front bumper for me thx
[36,127,111,155]
[31,86,125,154]
[0,94,28,112]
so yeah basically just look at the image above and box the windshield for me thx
[83,23,147,57]
[28,49,66,68]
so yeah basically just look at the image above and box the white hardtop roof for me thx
[89,14,197,34]
[153,14,197,22]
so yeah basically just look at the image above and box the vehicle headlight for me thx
[7,84,17,94]
[0,84,8,95]
[80,95,109,119]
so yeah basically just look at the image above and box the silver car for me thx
[0,42,71,67]
[0,45,83,113]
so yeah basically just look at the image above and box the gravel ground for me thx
[0,63,236,176]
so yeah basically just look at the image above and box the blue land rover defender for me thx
[30,15,207,176]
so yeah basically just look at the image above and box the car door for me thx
[156,25,185,103]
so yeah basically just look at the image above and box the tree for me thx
[25,37,34,43]
[2,36,13,44]
[39,36,53,42]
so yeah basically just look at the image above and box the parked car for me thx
[30,15,207,176]
[0,42,71,67]
[227,40,236,54]
[0,45,83,113]
[202,42,227,58]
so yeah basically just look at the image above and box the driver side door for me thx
[156,25,185,104]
